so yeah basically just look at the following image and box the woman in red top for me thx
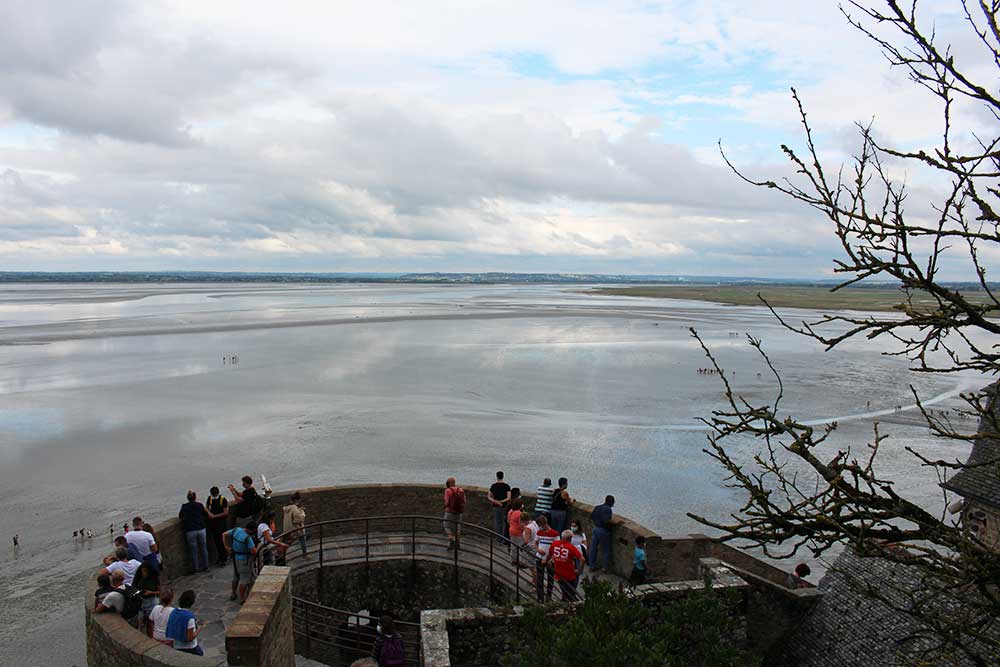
[443,477,466,550]
[507,498,525,564]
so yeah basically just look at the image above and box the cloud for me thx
[0,0,991,278]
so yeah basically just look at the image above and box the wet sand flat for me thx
[0,283,980,666]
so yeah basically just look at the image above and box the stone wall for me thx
[85,609,212,667]
[294,560,507,623]
[226,566,295,667]
[427,560,754,667]
[266,484,784,584]
[85,483,814,666]
[293,559,505,666]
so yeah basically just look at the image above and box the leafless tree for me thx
[688,2,1000,664]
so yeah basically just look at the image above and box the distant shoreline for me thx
[584,285,994,313]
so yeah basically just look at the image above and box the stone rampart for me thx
[85,483,817,666]
[226,566,295,667]
[424,559,752,667]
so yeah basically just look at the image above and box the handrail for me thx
[253,514,580,605]
[292,596,422,666]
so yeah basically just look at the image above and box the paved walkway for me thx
[167,530,625,665]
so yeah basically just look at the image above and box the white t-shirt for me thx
[125,530,156,558]
[571,532,588,551]
[148,604,174,641]
[257,523,272,542]
[172,616,198,650]
[99,588,125,613]
[106,559,142,585]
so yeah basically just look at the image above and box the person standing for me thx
[166,590,204,656]
[549,477,574,533]
[443,477,466,551]
[257,511,288,566]
[532,514,559,602]
[589,495,616,572]
[488,471,511,543]
[629,535,648,585]
[205,486,230,567]
[507,498,526,564]
[224,521,257,604]
[146,588,175,646]
[282,492,308,559]
[534,478,554,520]
[568,520,588,565]
[178,490,210,573]
[228,475,263,521]
[125,517,159,572]
[370,612,405,666]
[132,560,161,629]
[521,511,538,569]
[542,529,584,601]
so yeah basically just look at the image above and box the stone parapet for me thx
[84,483,818,666]
[225,566,295,667]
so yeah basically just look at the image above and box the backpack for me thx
[449,487,467,514]
[236,488,264,518]
[118,584,143,620]
[379,633,405,666]
[230,528,255,561]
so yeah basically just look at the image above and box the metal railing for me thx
[255,515,579,605]
[292,597,422,666]
[250,515,580,664]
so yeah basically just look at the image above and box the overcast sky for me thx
[0,0,992,277]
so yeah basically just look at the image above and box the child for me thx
[629,535,648,585]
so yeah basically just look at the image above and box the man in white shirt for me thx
[100,547,142,585]
[94,570,128,614]
[124,517,158,560]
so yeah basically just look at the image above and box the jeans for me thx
[178,646,204,656]
[535,560,554,602]
[549,509,567,534]
[590,526,611,570]
[556,577,579,601]
[297,530,308,557]
[185,529,209,572]
[492,507,507,543]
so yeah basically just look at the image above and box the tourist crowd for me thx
[91,472,657,664]
[459,471,649,604]
[91,475,308,658]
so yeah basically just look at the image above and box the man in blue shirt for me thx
[589,495,616,571]
[224,521,258,604]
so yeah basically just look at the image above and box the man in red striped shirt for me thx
[542,529,584,601]
[533,514,559,602]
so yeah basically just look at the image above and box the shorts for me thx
[443,512,461,536]
[233,558,253,584]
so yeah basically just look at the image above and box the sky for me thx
[0,0,994,277]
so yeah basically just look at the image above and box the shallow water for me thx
[0,283,979,665]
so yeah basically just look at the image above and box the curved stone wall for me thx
[85,482,809,666]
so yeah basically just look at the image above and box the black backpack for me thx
[237,487,265,518]
[118,584,143,620]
